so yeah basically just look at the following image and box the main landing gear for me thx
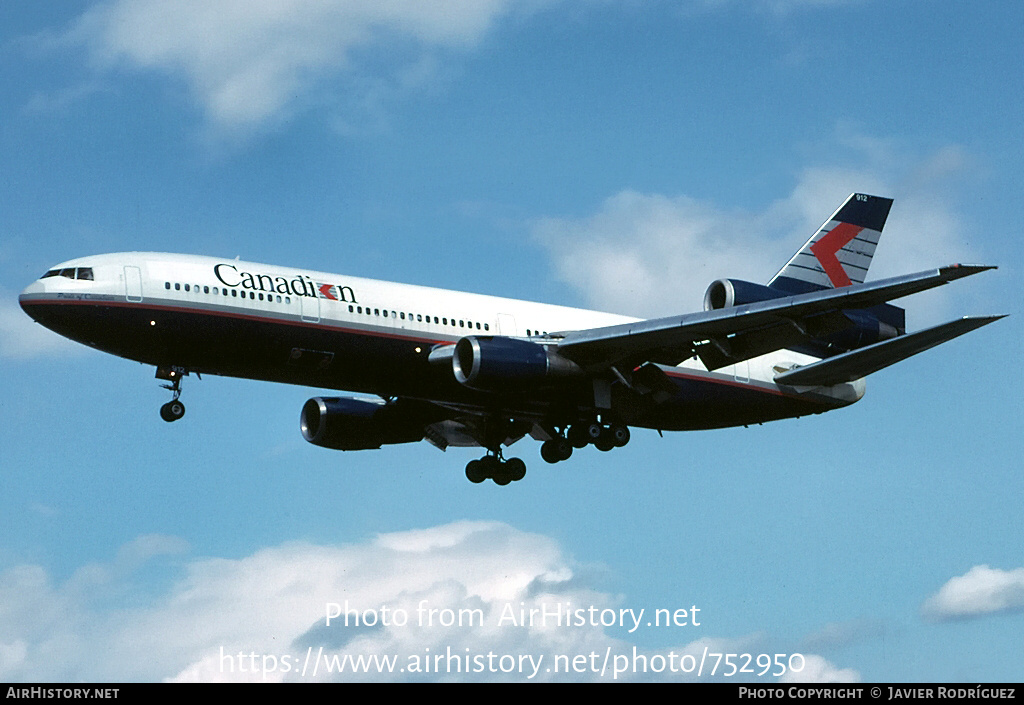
[540,420,630,464]
[465,451,527,486]
[465,419,632,485]
[156,366,187,423]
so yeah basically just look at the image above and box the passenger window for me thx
[175,283,181,291]
[165,282,171,290]
[184,284,190,292]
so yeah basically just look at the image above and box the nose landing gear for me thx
[156,366,188,423]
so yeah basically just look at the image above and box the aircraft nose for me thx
[19,278,48,321]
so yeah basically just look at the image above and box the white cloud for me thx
[67,0,553,132]
[0,521,857,682]
[534,143,979,325]
[922,565,1024,622]
[801,618,885,652]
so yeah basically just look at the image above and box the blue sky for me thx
[1,0,1021,682]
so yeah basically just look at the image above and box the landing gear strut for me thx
[156,366,187,423]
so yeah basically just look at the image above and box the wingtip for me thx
[939,264,998,280]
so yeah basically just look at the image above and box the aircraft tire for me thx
[507,458,527,482]
[540,440,561,464]
[492,465,512,485]
[611,425,630,447]
[160,400,185,422]
[465,459,487,483]
[567,425,590,449]
[594,429,616,452]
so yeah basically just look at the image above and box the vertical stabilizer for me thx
[770,193,893,294]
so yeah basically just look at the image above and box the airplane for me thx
[19,193,1003,485]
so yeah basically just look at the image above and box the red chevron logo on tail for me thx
[810,221,863,287]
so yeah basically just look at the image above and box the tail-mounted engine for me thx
[704,279,790,310]
[702,278,905,360]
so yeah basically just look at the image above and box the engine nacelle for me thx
[300,397,425,451]
[704,279,790,311]
[452,336,581,390]
[830,307,904,349]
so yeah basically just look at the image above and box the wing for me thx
[555,264,998,373]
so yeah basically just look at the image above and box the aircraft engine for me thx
[452,336,581,391]
[703,279,789,311]
[703,278,905,352]
[300,397,425,451]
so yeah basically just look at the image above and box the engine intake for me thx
[704,279,790,311]
[452,336,581,390]
[300,397,426,451]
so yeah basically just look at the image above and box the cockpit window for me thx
[41,267,94,280]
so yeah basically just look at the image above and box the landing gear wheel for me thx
[160,400,185,422]
[492,464,513,485]
[594,428,616,452]
[567,424,590,449]
[610,424,630,447]
[506,458,527,482]
[540,440,561,464]
[541,438,573,464]
[465,459,487,483]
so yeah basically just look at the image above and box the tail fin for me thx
[769,193,894,294]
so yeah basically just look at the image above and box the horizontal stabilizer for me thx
[774,315,1005,387]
